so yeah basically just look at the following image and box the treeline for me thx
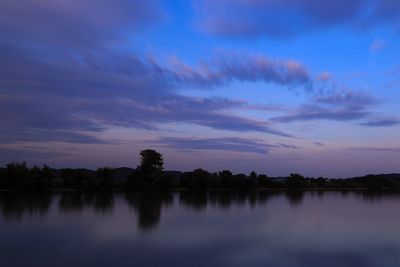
[1,149,400,191]
[1,163,400,191]
[0,162,115,190]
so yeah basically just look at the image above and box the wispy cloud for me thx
[150,137,298,154]
[271,105,369,123]
[272,88,379,123]
[360,118,400,127]
[370,39,387,53]
[314,90,379,108]
[0,147,71,163]
[196,0,400,39]
[0,45,298,145]
[313,142,325,147]
[348,147,400,153]
[164,53,311,88]
[0,0,165,48]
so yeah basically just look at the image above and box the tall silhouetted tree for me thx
[128,149,164,189]
[248,171,258,188]
[139,149,163,174]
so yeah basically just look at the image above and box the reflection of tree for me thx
[248,191,258,208]
[0,192,51,221]
[208,191,232,209]
[124,192,173,231]
[94,192,114,213]
[181,190,280,210]
[59,192,114,213]
[257,191,277,205]
[357,191,400,203]
[285,191,305,206]
[316,190,325,199]
[59,192,85,212]
[179,191,208,210]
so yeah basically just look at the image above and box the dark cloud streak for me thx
[196,0,400,39]
[360,118,400,127]
[151,137,298,154]
[271,105,370,123]
[0,0,165,48]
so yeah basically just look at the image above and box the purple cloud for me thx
[271,88,380,123]
[369,39,387,53]
[151,137,298,154]
[0,0,165,48]
[271,104,369,123]
[313,142,325,147]
[314,90,378,108]
[0,147,70,163]
[0,45,297,145]
[196,0,400,39]
[164,53,311,88]
[360,118,400,127]
[348,147,400,153]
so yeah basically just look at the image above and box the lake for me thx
[0,191,400,267]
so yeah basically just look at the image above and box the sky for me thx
[0,0,399,177]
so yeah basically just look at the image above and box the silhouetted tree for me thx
[258,174,273,188]
[135,149,164,188]
[127,170,144,190]
[287,173,306,188]
[182,169,211,190]
[233,174,248,189]
[248,171,258,188]
[61,168,96,189]
[157,173,175,189]
[316,177,327,188]
[28,165,54,189]
[96,167,113,190]
[139,149,163,173]
[219,170,233,188]
[4,162,30,189]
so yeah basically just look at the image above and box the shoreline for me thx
[0,187,398,193]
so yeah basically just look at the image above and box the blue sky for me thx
[0,0,399,177]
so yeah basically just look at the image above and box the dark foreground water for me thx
[1,191,400,267]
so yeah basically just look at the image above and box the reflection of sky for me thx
[1,1,400,176]
[1,192,400,266]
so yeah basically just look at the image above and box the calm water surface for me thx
[1,191,400,267]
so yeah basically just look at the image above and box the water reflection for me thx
[59,192,114,214]
[0,192,51,221]
[285,190,305,206]
[179,190,208,210]
[125,191,173,231]
[180,190,284,210]
[1,190,400,226]
[1,190,400,266]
